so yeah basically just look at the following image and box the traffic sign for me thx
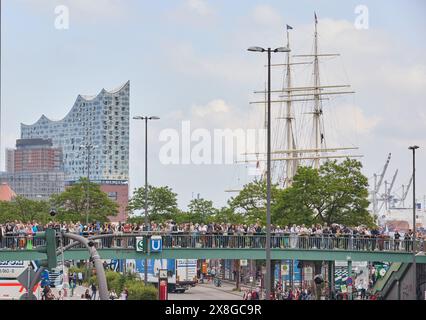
[159,269,168,280]
[136,237,146,252]
[150,236,162,253]
[240,259,248,266]
[347,277,353,286]
[16,267,36,291]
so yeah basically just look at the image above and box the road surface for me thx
[169,283,243,300]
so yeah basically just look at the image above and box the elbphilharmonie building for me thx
[19,81,130,222]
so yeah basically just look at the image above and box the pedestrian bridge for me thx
[1,233,425,263]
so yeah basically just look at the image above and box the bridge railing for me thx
[0,232,423,253]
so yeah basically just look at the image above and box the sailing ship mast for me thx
[241,13,362,187]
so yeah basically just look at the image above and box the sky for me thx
[1,0,425,212]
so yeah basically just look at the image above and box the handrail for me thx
[0,233,422,254]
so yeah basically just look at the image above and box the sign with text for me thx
[0,261,28,279]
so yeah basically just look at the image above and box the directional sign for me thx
[150,236,162,253]
[16,267,36,291]
[136,237,146,252]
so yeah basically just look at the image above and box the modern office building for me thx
[0,171,65,200]
[20,81,130,221]
[2,138,65,200]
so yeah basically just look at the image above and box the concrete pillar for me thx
[235,259,240,291]
[328,261,334,299]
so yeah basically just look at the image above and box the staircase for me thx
[372,263,410,298]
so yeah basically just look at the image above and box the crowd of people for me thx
[0,220,425,252]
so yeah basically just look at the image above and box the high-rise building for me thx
[5,148,14,173]
[1,138,65,200]
[20,81,130,221]
[12,138,63,173]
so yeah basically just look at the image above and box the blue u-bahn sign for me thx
[150,236,162,253]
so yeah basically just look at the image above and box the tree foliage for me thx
[273,159,374,227]
[227,180,279,224]
[50,177,118,223]
[0,196,51,223]
[128,185,179,223]
[186,198,217,224]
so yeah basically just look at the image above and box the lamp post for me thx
[408,145,419,300]
[248,46,290,300]
[80,144,97,225]
[133,115,160,285]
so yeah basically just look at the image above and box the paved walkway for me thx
[50,285,91,300]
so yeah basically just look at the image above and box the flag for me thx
[286,24,293,30]
[314,12,318,24]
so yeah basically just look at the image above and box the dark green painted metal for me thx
[2,248,425,263]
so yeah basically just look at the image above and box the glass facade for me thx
[20,81,130,184]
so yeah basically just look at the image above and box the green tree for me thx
[273,159,374,227]
[207,206,245,224]
[187,198,217,224]
[0,196,50,223]
[227,180,279,224]
[50,177,118,223]
[0,201,15,223]
[127,185,179,223]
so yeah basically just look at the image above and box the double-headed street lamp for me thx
[80,143,98,225]
[248,46,291,300]
[133,115,160,285]
[409,145,419,299]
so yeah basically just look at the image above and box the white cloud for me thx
[163,42,256,84]
[165,0,215,26]
[192,99,230,117]
[251,4,283,27]
[186,0,212,16]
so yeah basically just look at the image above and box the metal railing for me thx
[0,232,423,253]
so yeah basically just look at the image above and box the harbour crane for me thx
[372,153,391,215]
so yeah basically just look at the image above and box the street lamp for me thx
[248,46,290,300]
[133,115,160,285]
[80,144,98,225]
[408,145,419,299]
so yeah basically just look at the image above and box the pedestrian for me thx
[91,282,97,300]
[70,279,75,297]
[84,289,91,300]
[120,288,128,300]
[109,289,118,300]
[78,271,83,286]
[42,285,50,300]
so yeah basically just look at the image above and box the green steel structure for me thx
[1,247,425,263]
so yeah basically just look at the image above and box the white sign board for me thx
[240,260,248,267]
[281,265,289,276]
[304,267,313,281]
[0,261,28,279]
[135,237,145,252]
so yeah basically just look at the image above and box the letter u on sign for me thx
[150,236,162,252]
